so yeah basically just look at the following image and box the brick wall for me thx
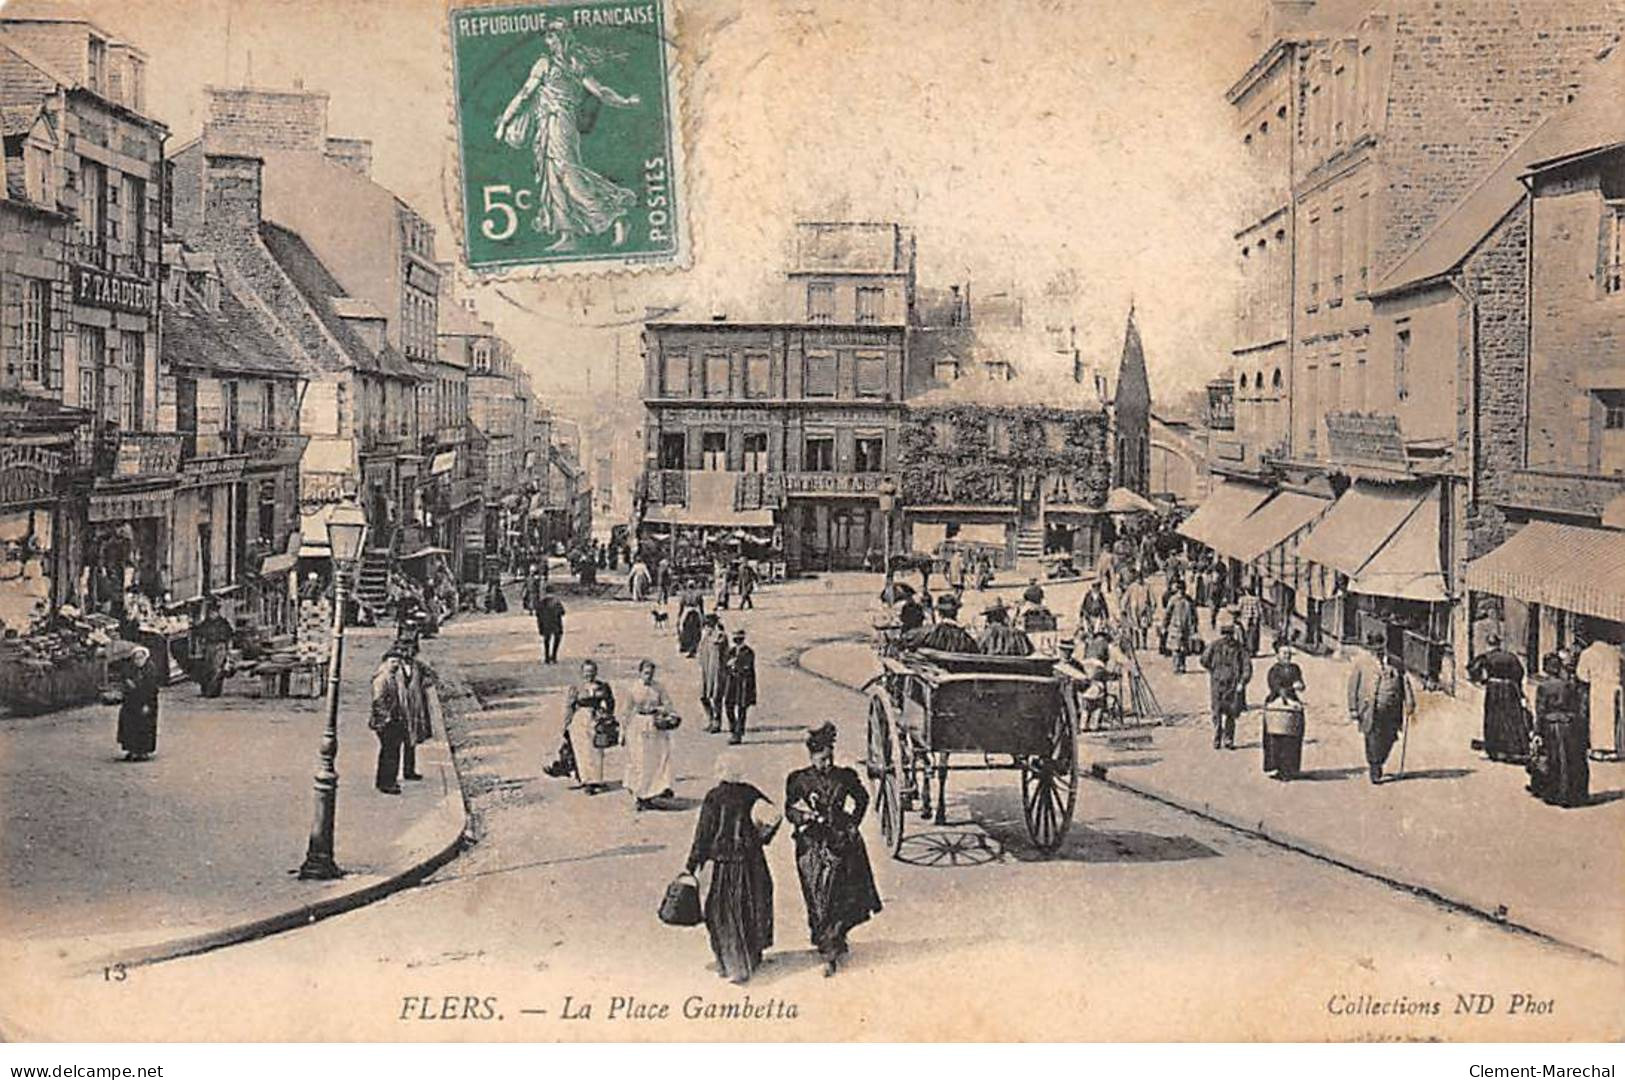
[1376,0,1625,277]
[323,137,372,178]
[202,154,263,232]
[202,85,329,155]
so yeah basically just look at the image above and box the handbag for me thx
[592,715,621,749]
[657,872,702,927]
[653,710,682,732]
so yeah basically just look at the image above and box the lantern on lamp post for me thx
[297,499,368,880]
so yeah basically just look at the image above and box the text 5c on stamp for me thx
[448,1,688,276]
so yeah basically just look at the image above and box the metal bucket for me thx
[1261,705,1305,737]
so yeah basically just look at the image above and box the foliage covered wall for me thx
[899,405,1110,507]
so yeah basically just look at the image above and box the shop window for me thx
[743,432,769,472]
[855,435,884,473]
[744,353,771,398]
[804,352,837,397]
[855,353,886,398]
[804,435,835,472]
[701,431,728,471]
[660,349,689,396]
[659,431,686,470]
[704,352,730,398]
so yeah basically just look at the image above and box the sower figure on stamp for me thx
[785,722,882,978]
[494,19,641,252]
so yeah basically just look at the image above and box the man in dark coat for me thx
[724,628,757,745]
[1349,639,1415,784]
[192,600,233,698]
[737,560,757,610]
[903,593,979,652]
[1467,632,1530,762]
[1200,620,1252,750]
[785,721,882,977]
[1079,580,1110,632]
[535,585,566,664]
[1163,583,1198,673]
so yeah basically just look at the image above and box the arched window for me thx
[1238,373,1249,390]
[1260,120,1270,136]
[1272,368,1283,389]
[1255,370,1264,390]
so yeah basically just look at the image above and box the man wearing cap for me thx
[724,628,757,745]
[1200,618,1252,750]
[1162,582,1198,673]
[370,637,418,794]
[785,721,882,977]
[978,599,1033,656]
[903,592,980,653]
[1467,631,1530,762]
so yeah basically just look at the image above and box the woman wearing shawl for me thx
[685,751,776,984]
[1528,652,1589,807]
[786,721,883,976]
[677,580,705,658]
[113,639,160,761]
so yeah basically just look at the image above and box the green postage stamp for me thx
[448,1,687,275]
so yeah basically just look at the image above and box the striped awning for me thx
[1351,491,1446,602]
[1465,521,1625,623]
[1176,479,1272,547]
[1297,481,1429,578]
[1213,490,1332,564]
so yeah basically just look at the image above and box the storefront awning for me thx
[1216,490,1333,564]
[642,504,775,528]
[1350,492,1446,602]
[1296,481,1430,579]
[259,551,298,578]
[1465,520,1625,624]
[1104,487,1157,514]
[430,451,457,476]
[1175,480,1272,547]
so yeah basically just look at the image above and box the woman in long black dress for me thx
[685,751,775,984]
[1528,653,1590,807]
[115,642,161,761]
[785,721,882,976]
[1262,645,1307,779]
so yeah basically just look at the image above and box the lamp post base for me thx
[296,851,343,881]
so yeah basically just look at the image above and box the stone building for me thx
[639,223,912,573]
[1201,0,1625,682]
[172,83,441,559]
[1,5,170,620]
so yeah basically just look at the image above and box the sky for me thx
[32,0,1262,409]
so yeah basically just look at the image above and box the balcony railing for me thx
[95,430,182,482]
[647,468,687,505]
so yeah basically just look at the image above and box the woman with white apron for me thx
[625,659,679,810]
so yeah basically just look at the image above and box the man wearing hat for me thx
[1347,632,1416,784]
[1200,616,1252,750]
[785,721,882,977]
[903,592,980,653]
[723,628,757,745]
[1467,630,1530,762]
[370,635,421,794]
[978,599,1034,656]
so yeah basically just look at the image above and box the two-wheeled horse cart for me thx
[864,648,1080,857]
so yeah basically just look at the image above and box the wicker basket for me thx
[1260,705,1305,737]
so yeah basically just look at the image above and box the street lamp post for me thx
[878,480,897,576]
[298,500,369,881]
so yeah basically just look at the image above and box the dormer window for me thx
[87,36,107,95]
[23,137,54,207]
[934,358,960,383]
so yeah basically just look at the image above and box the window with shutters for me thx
[855,286,884,324]
[804,435,835,472]
[704,352,730,398]
[661,349,690,397]
[743,432,768,472]
[701,431,728,471]
[744,353,771,398]
[659,431,686,470]
[807,283,834,323]
[18,279,50,386]
[855,352,885,398]
[804,351,836,397]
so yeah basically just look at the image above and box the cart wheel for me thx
[864,695,889,782]
[880,727,908,859]
[1021,692,1079,853]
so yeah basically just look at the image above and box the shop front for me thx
[1464,519,1625,675]
[904,505,1018,569]
[1296,479,1450,682]
[1204,487,1333,643]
